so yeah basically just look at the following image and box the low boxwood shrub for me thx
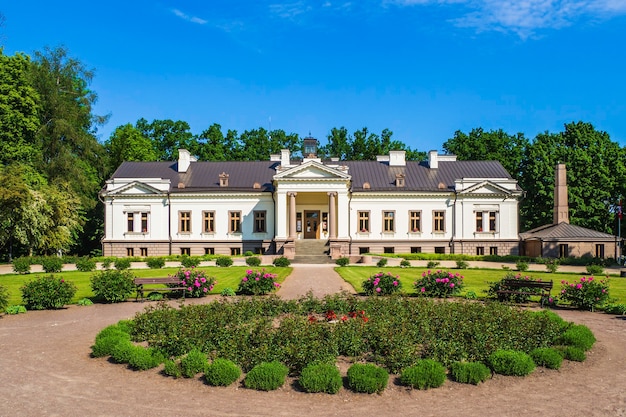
[376,258,388,268]
[146,257,165,269]
[243,361,289,391]
[147,292,164,301]
[530,347,563,370]
[215,256,233,267]
[12,257,31,274]
[561,346,586,362]
[400,259,411,268]
[244,250,254,257]
[42,256,64,273]
[455,260,469,269]
[400,359,447,390]
[90,270,135,303]
[21,275,77,310]
[5,305,27,314]
[336,257,350,267]
[273,256,291,267]
[75,256,96,272]
[114,257,131,270]
[110,340,136,364]
[164,359,182,378]
[128,346,164,370]
[516,260,529,272]
[92,324,132,357]
[246,256,261,267]
[426,261,440,269]
[101,257,114,269]
[604,303,626,315]
[180,255,201,268]
[204,358,241,386]
[346,363,388,394]
[362,272,402,295]
[77,298,93,306]
[449,361,491,385]
[220,287,236,297]
[585,264,604,275]
[181,348,208,378]
[560,324,596,350]
[488,350,535,376]
[298,362,342,394]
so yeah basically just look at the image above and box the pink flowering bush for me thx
[560,276,610,311]
[362,272,403,296]
[414,270,463,298]
[237,269,280,295]
[173,268,216,298]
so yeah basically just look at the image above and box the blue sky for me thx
[2,1,626,151]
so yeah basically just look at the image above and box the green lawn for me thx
[335,266,626,304]
[0,266,292,306]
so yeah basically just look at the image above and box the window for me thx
[179,211,191,233]
[383,211,395,232]
[127,213,134,232]
[476,246,485,256]
[254,211,266,233]
[559,244,569,258]
[489,211,497,232]
[359,247,369,255]
[229,211,241,233]
[434,246,445,254]
[126,247,134,257]
[204,247,215,255]
[180,247,190,256]
[411,247,422,254]
[596,244,605,258]
[140,247,148,257]
[358,211,370,232]
[433,211,445,232]
[203,211,215,233]
[490,246,498,256]
[475,212,483,232]
[384,247,395,254]
[141,212,148,233]
[230,247,241,256]
[409,211,421,232]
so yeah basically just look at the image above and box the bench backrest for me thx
[134,277,180,285]
[501,279,553,289]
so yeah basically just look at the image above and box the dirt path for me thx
[1,266,625,416]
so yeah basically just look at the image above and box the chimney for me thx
[280,149,290,167]
[553,164,569,224]
[177,149,196,173]
[389,150,406,166]
[428,150,438,169]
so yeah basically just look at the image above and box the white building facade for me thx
[100,146,523,259]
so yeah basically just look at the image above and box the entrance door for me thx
[304,211,320,239]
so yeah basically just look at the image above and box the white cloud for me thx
[171,8,207,25]
[269,1,313,19]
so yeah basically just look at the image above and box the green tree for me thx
[105,123,157,171]
[136,118,193,161]
[520,122,626,233]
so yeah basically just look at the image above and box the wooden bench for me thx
[134,277,186,301]
[497,278,553,307]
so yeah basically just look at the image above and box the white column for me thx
[328,192,337,239]
[289,192,297,239]
[337,190,349,238]
[276,191,288,238]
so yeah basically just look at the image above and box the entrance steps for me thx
[293,239,332,264]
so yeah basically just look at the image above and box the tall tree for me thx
[520,121,626,233]
[105,123,157,172]
[136,118,193,161]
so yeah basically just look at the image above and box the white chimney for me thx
[280,149,290,167]
[389,150,406,166]
[428,150,438,169]
[177,149,196,173]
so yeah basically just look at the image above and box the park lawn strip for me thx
[334,266,626,304]
[1,266,291,306]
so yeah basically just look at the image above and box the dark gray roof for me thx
[109,159,517,193]
[520,222,618,241]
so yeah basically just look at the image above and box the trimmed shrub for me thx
[5,305,27,315]
[215,256,233,267]
[362,272,402,295]
[449,361,491,385]
[238,269,280,295]
[114,257,131,270]
[92,324,132,357]
[488,350,535,376]
[585,264,604,275]
[128,346,164,370]
[90,270,135,303]
[220,287,236,297]
[181,348,208,378]
[75,257,96,272]
[299,362,342,394]
[246,256,262,267]
[12,257,31,274]
[400,359,447,390]
[147,292,164,301]
[244,361,289,391]
[101,257,114,269]
[604,303,626,315]
[244,250,254,257]
[516,261,529,272]
[273,256,291,267]
[530,348,563,370]
[336,257,350,267]
[544,258,559,273]
[346,363,388,394]
[146,257,165,269]
[376,258,388,268]
[164,359,182,378]
[561,346,586,362]
[400,259,411,268]
[560,324,596,351]
[0,284,8,313]
[21,275,77,310]
[414,270,464,298]
[204,358,241,386]
[455,260,469,269]
[110,340,136,364]
[42,256,64,273]
[77,298,93,306]
[180,255,201,268]
[426,261,440,269]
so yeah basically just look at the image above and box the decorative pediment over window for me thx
[273,160,352,181]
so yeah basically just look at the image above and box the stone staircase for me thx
[293,239,332,264]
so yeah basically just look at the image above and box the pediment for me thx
[274,161,351,181]
[458,181,513,196]
[103,181,165,196]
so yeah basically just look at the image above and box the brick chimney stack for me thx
[553,164,569,224]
